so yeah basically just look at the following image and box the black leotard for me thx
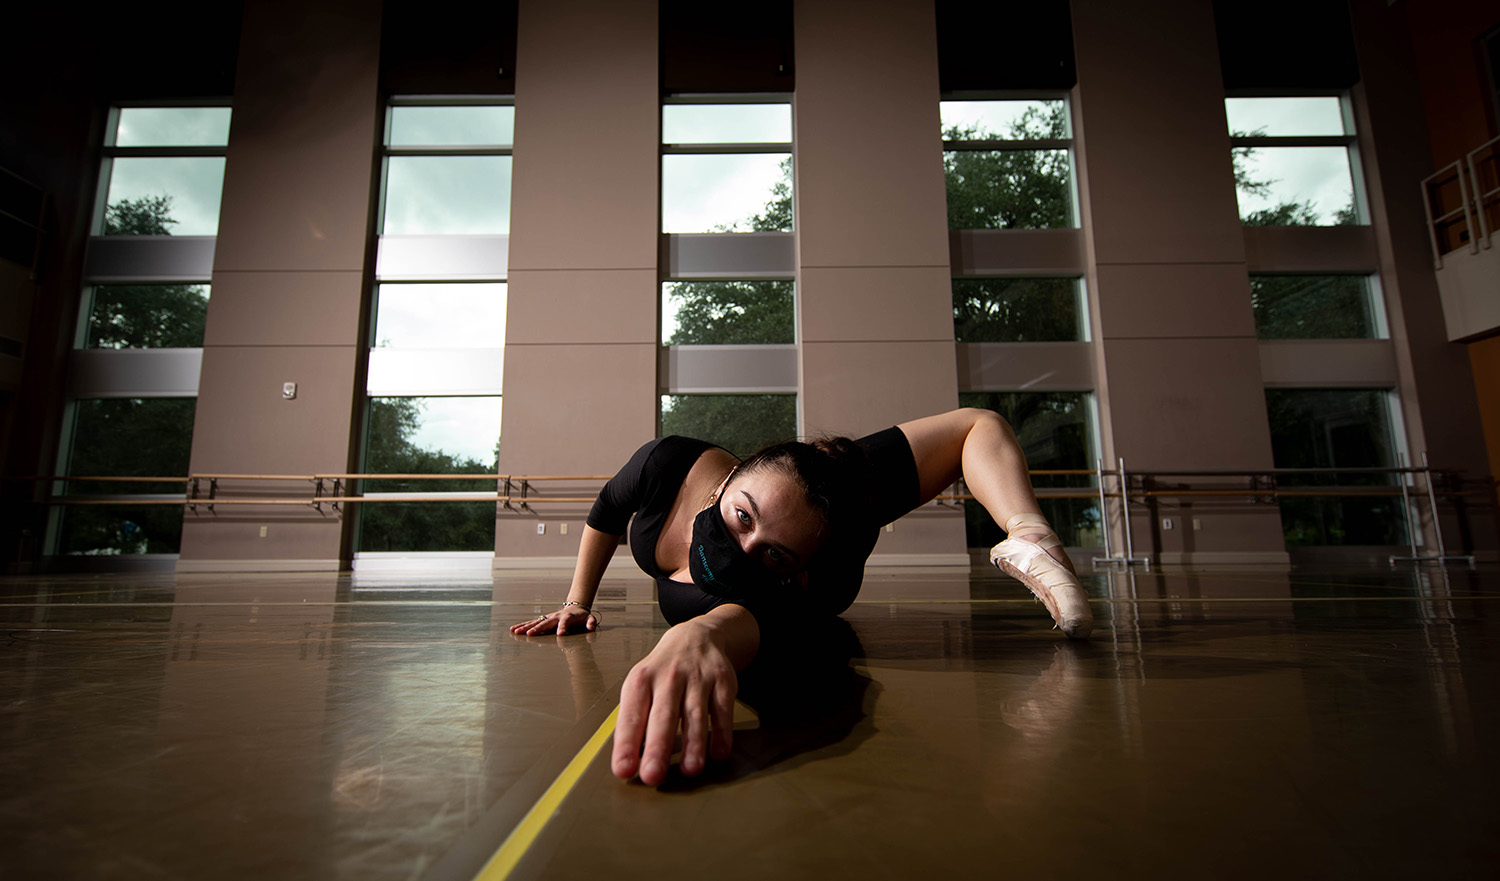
[586,428,921,628]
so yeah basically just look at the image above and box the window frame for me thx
[1226,90,1368,226]
[94,101,233,237]
[660,94,794,234]
[377,95,515,237]
[940,91,1080,230]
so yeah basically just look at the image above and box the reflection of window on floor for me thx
[952,276,1086,342]
[958,392,1099,548]
[358,396,503,553]
[661,101,792,233]
[1250,275,1383,339]
[660,394,796,458]
[1265,388,1403,546]
[55,397,196,555]
[1226,96,1361,227]
[941,98,1075,230]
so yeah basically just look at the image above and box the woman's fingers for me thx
[638,674,685,786]
[709,678,735,762]
[611,671,652,780]
[679,686,709,777]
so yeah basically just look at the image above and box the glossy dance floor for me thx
[3,564,1499,879]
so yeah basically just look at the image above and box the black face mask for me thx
[689,501,778,599]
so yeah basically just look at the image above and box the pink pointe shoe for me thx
[990,513,1093,639]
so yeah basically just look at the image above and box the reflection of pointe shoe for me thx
[990,514,1093,639]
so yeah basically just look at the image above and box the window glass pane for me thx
[374,283,507,348]
[365,397,502,475]
[941,100,1069,140]
[1251,276,1377,339]
[85,285,209,349]
[360,396,502,553]
[945,149,1072,229]
[114,107,232,147]
[383,156,512,234]
[660,394,796,457]
[953,277,1082,342]
[1265,388,1404,546]
[388,105,514,147]
[359,501,497,552]
[66,398,196,491]
[103,157,227,235]
[958,392,1100,548]
[662,153,791,233]
[1225,97,1345,137]
[662,104,792,144]
[1234,146,1355,226]
[662,280,793,344]
[57,397,196,555]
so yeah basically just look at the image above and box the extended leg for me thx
[897,408,1093,638]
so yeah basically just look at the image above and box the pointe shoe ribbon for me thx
[990,513,1093,639]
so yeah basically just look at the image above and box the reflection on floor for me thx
[2,564,1498,879]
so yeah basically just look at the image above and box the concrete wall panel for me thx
[799,266,954,343]
[203,272,365,347]
[1094,263,1257,340]
[800,341,959,439]
[794,0,949,270]
[497,344,658,475]
[1071,0,1245,267]
[210,0,383,273]
[507,0,658,273]
[506,269,657,345]
[1099,337,1273,470]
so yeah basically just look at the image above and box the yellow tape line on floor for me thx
[473,705,620,881]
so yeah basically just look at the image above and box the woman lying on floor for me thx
[510,408,1091,785]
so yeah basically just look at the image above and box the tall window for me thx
[359,100,510,556]
[52,105,229,557]
[941,97,1076,230]
[1227,96,1362,226]
[1265,388,1404,546]
[660,99,796,454]
[959,391,1100,548]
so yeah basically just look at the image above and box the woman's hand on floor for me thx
[611,616,741,785]
[509,604,595,636]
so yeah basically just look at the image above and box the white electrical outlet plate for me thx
[536,523,546,535]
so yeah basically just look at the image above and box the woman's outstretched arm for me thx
[509,524,620,636]
[611,603,759,785]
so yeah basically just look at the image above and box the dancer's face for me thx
[716,469,824,576]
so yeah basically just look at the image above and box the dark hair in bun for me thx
[730,436,873,545]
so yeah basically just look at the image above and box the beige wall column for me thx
[178,0,382,571]
[496,0,660,565]
[793,0,966,562]
[1071,0,1287,563]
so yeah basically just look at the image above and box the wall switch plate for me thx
[1193,518,1202,531]
[1162,518,1174,531]
[259,526,268,538]
[560,523,568,535]
[536,523,546,535]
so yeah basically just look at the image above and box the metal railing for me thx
[12,457,1490,567]
[1420,134,1498,267]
